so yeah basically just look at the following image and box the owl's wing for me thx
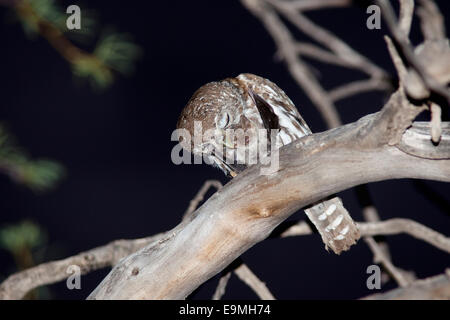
[237,74,312,145]
[248,89,280,131]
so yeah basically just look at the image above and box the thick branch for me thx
[4,214,448,300]
[87,112,450,299]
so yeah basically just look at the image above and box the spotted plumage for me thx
[177,73,360,254]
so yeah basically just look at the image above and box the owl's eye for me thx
[216,112,231,129]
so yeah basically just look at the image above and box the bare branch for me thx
[385,36,409,87]
[85,102,450,299]
[212,271,232,300]
[294,42,361,69]
[329,78,391,102]
[234,264,276,300]
[362,272,450,299]
[280,220,312,237]
[281,218,450,255]
[361,201,415,287]
[377,0,450,103]
[3,211,448,300]
[398,0,415,37]
[363,237,411,287]
[430,103,442,143]
[183,180,223,219]
[242,0,342,128]
[358,219,450,254]
[268,0,387,79]
[2,0,449,300]
[0,233,167,300]
[77,0,447,300]
[417,0,446,41]
[284,0,351,11]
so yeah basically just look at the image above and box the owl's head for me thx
[176,79,249,176]
[177,80,246,143]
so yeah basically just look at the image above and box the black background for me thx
[0,0,449,299]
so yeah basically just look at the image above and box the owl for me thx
[177,73,360,254]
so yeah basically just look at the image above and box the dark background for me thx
[0,0,449,299]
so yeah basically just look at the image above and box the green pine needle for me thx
[0,220,46,254]
[0,125,65,192]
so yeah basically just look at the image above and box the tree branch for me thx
[84,96,450,298]
[4,213,448,300]
[242,0,343,128]
[362,272,450,299]
[0,233,167,300]
[280,218,450,254]
[234,263,276,300]
[363,237,411,287]
[183,180,223,219]
[2,0,448,301]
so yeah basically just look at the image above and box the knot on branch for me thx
[360,90,426,148]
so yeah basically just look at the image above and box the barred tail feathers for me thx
[304,197,360,254]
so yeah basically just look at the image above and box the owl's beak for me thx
[212,152,238,178]
[201,141,241,178]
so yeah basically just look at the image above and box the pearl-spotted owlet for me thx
[177,73,360,254]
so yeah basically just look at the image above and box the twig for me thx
[243,0,392,127]
[359,219,450,253]
[385,36,409,87]
[329,78,391,102]
[430,103,442,143]
[212,271,232,300]
[242,0,342,128]
[398,0,415,37]
[284,0,351,11]
[377,0,450,104]
[280,218,450,254]
[234,263,276,300]
[294,42,361,69]
[183,180,223,219]
[417,0,446,41]
[268,0,387,79]
[360,199,415,286]
[362,272,450,299]
[279,220,311,237]
[363,237,410,287]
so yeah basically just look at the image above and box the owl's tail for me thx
[304,197,360,254]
